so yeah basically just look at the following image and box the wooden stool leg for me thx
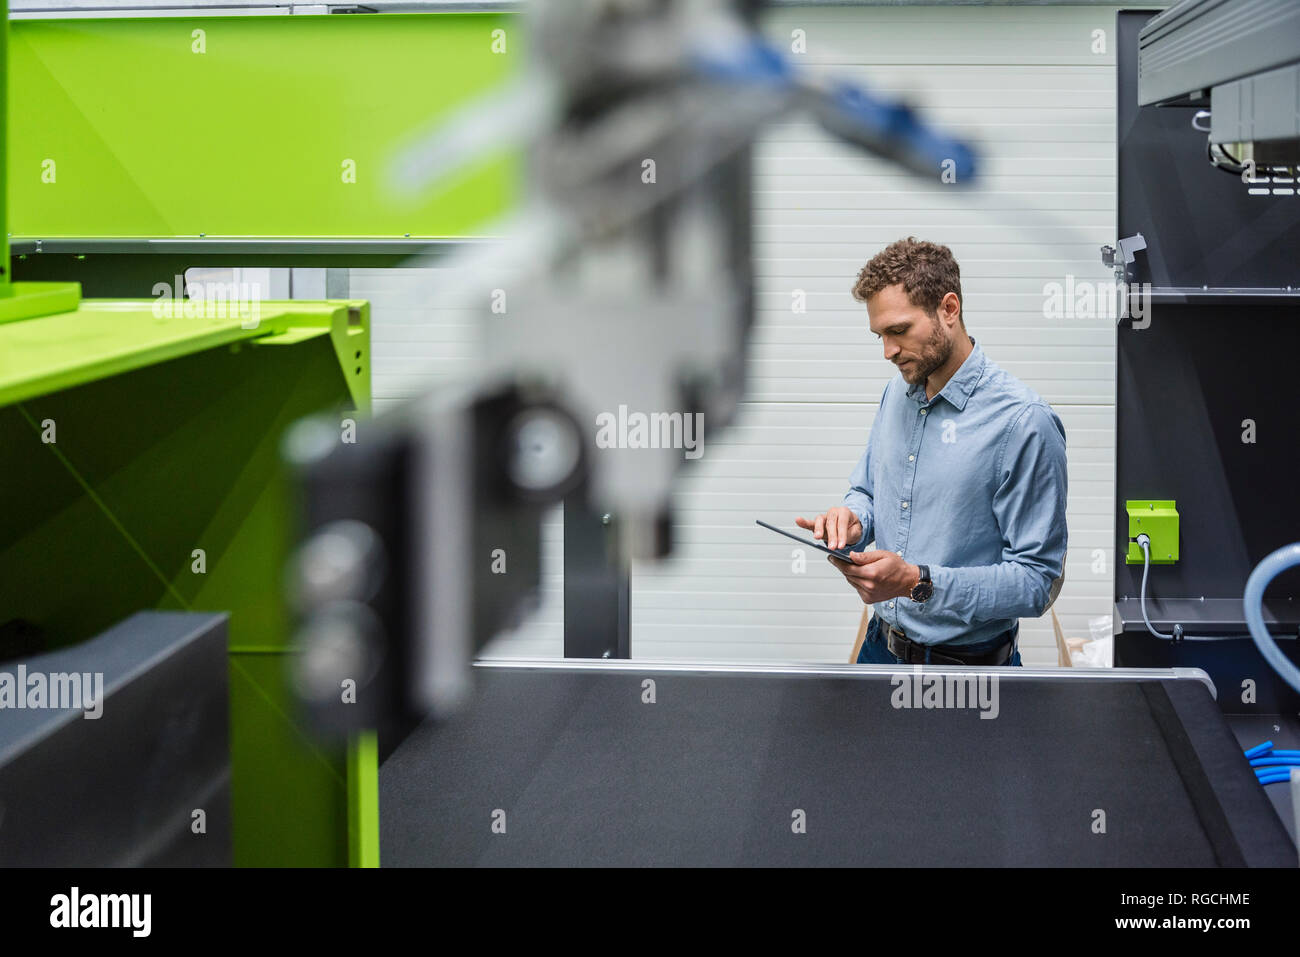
[849,606,872,663]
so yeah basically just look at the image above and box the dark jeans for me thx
[856,613,1022,666]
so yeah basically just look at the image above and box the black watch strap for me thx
[910,564,933,603]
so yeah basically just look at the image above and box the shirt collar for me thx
[906,336,985,411]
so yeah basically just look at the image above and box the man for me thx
[797,237,1067,666]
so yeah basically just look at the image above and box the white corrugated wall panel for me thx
[356,4,1125,666]
[630,4,1122,666]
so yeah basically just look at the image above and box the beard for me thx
[898,316,952,385]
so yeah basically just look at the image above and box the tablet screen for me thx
[755,519,855,559]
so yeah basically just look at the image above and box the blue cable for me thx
[1242,741,1300,790]
[1256,772,1296,785]
[1243,543,1300,696]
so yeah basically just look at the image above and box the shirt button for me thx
[920,409,928,416]
[902,501,909,509]
[896,550,903,557]
[889,601,896,608]
[908,454,915,461]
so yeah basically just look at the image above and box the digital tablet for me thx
[755,519,856,559]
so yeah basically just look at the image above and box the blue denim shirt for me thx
[843,337,1067,647]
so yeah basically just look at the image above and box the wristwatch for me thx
[909,564,933,603]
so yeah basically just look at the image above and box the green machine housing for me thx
[3,7,519,865]
[0,296,376,866]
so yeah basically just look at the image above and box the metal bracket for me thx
[1126,499,1179,565]
[1103,234,1149,325]
[1101,232,1147,284]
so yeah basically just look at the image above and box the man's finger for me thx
[794,516,813,530]
[853,549,891,564]
[837,560,873,584]
[848,562,876,584]
[814,514,825,541]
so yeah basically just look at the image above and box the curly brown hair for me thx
[851,237,963,323]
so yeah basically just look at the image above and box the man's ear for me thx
[939,292,962,329]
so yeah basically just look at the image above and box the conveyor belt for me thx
[380,662,1296,866]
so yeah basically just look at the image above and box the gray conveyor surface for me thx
[380,662,1297,867]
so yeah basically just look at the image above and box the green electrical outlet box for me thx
[1126,500,1179,564]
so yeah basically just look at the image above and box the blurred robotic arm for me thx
[284,0,980,733]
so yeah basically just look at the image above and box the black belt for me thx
[883,622,1014,666]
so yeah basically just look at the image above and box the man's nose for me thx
[882,341,900,360]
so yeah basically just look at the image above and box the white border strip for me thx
[473,658,1218,697]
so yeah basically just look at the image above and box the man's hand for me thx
[795,507,863,551]
[827,550,920,604]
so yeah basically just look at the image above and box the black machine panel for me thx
[1113,12,1300,709]
[1118,10,1300,290]
[0,612,231,866]
[1114,303,1300,606]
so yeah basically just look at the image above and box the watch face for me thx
[911,581,934,602]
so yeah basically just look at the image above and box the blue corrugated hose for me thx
[1243,543,1300,696]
